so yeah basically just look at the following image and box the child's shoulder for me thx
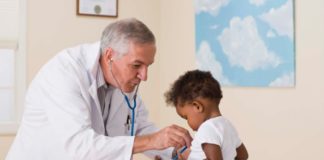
[196,116,222,132]
[204,116,228,126]
[197,116,234,133]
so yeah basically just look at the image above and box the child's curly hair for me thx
[165,70,223,107]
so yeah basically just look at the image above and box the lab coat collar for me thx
[85,41,106,131]
[82,41,101,81]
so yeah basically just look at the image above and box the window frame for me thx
[0,0,26,135]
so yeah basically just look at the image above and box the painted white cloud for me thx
[266,30,276,38]
[196,41,232,85]
[194,0,230,16]
[218,16,281,71]
[259,0,293,39]
[269,72,294,87]
[210,24,219,30]
[249,0,266,6]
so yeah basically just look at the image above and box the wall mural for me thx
[194,0,295,87]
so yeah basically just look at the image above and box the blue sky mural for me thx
[194,0,295,87]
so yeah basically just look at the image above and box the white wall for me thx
[158,0,324,159]
[1,0,324,160]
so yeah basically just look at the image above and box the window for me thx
[0,0,26,134]
[0,49,15,122]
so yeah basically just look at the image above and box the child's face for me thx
[176,103,206,131]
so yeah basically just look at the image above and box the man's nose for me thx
[137,66,148,81]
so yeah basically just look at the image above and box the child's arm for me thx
[235,143,248,160]
[202,143,223,160]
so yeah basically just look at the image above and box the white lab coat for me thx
[6,42,172,160]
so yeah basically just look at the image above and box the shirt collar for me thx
[97,65,108,89]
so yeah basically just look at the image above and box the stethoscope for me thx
[109,58,139,136]
[109,58,188,158]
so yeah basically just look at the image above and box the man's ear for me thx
[103,47,114,61]
[192,100,204,113]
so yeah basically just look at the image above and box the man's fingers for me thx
[169,125,193,147]
[150,124,192,150]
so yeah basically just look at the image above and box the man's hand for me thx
[150,125,192,150]
[133,125,192,154]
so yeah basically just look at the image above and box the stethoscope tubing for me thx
[124,95,136,136]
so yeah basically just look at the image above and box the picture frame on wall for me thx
[77,0,118,17]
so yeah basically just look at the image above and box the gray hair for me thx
[100,18,155,58]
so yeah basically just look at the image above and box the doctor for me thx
[6,18,192,160]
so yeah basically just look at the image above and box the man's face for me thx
[109,42,156,93]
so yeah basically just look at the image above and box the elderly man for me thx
[6,18,191,160]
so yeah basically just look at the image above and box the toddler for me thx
[165,70,248,160]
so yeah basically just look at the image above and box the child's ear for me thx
[192,100,204,113]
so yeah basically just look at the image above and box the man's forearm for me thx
[133,134,155,154]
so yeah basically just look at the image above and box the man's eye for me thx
[132,64,141,69]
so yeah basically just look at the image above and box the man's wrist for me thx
[133,134,155,154]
